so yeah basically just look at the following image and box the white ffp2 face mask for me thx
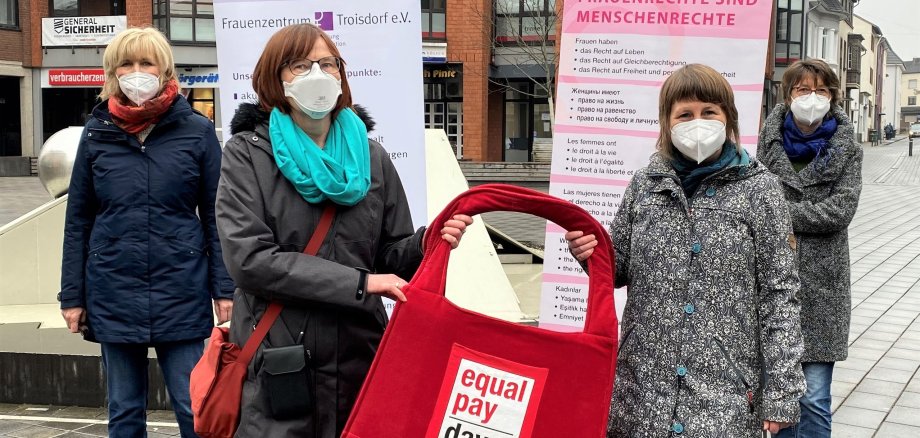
[118,72,160,106]
[670,119,727,164]
[790,93,831,126]
[283,63,342,119]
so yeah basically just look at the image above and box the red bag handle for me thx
[237,204,336,365]
[412,184,617,339]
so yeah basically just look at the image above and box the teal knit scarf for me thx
[269,108,371,206]
[671,143,749,198]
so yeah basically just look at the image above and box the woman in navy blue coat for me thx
[58,27,233,437]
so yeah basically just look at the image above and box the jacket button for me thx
[252,136,259,141]
[684,304,695,314]
[676,366,688,376]
[691,242,702,253]
[705,187,716,197]
[672,422,685,434]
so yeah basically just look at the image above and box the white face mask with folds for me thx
[670,119,727,164]
[118,72,160,106]
[790,92,831,126]
[283,63,342,119]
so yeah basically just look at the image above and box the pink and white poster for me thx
[540,0,774,331]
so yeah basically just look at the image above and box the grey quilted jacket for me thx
[757,104,863,362]
[607,151,806,438]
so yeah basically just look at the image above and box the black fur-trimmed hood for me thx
[229,102,376,135]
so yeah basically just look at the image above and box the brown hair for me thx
[657,64,741,160]
[100,27,177,100]
[251,24,352,118]
[781,59,841,107]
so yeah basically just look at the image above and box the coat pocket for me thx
[711,336,755,414]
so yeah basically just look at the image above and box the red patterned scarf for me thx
[108,80,179,135]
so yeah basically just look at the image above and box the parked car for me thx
[911,123,920,139]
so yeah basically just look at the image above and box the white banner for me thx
[42,16,126,47]
[213,0,427,227]
[541,1,774,331]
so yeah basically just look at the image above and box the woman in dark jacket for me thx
[59,27,234,437]
[757,59,863,438]
[567,64,805,437]
[215,24,470,437]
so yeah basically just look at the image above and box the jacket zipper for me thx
[712,337,754,413]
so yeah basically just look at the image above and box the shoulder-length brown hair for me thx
[251,24,352,118]
[657,64,741,161]
[782,59,841,108]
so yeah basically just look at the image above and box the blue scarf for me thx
[782,112,838,164]
[269,108,371,206]
[671,143,749,198]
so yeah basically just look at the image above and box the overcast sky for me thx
[854,0,920,61]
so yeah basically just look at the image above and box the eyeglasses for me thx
[285,56,341,76]
[792,86,832,99]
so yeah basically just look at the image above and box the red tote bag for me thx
[343,184,618,438]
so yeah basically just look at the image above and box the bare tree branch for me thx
[467,0,560,131]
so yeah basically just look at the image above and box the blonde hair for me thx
[657,64,741,160]
[100,27,177,100]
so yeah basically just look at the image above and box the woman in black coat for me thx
[59,27,234,437]
[215,24,471,437]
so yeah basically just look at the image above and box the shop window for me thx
[775,0,804,66]
[503,80,550,162]
[0,0,16,28]
[153,0,215,44]
[424,64,463,157]
[50,0,124,17]
[184,88,215,122]
[496,0,556,44]
[421,0,445,40]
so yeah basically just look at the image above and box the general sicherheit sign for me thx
[42,16,127,47]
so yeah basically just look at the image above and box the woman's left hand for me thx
[439,214,473,249]
[763,420,792,434]
[213,298,233,325]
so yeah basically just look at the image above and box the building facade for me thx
[882,44,904,132]
[901,58,920,129]
[852,14,884,143]
[0,0,33,160]
[424,0,558,162]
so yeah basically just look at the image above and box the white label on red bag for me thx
[426,344,548,438]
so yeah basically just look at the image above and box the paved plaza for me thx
[1,137,920,436]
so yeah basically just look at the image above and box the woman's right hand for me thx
[61,307,85,333]
[565,230,598,262]
[367,274,408,303]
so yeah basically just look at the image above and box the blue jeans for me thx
[101,340,204,438]
[776,362,834,438]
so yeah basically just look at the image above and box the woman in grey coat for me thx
[757,59,863,438]
[215,24,470,437]
[567,64,806,437]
